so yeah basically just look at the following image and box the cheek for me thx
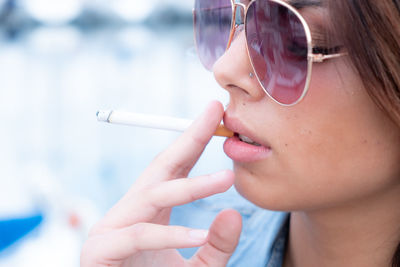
[282,65,400,208]
[283,127,400,207]
[234,130,400,211]
[233,61,400,211]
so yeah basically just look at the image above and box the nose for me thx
[213,29,265,100]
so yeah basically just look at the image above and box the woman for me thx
[81,0,400,266]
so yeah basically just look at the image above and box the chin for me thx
[232,171,281,211]
[232,165,301,212]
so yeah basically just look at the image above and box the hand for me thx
[80,101,242,267]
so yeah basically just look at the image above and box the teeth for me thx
[238,134,261,146]
[239,134,254,143]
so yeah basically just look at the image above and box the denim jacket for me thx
[170,187,289,267]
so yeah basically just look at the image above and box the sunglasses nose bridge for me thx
[226,3,246,50]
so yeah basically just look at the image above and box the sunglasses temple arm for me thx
[311,52,348,63]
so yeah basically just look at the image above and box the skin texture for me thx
[81,2,400,267]
[214,5,400,267]
[217,17,400,214]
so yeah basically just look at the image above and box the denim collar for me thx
[266,215,290,267]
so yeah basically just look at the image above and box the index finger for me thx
[138,100,225,183]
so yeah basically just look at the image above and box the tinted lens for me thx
[194,0,232,70]
[246,1,309,105]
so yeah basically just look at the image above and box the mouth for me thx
[222,114,272,162]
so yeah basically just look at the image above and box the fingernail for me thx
[188,229,208,241]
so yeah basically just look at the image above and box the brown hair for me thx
[328,0,400,125]
[326,0,400,266]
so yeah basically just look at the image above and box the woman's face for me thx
[214,5,400,211]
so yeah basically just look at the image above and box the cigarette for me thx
[96,110,234,138]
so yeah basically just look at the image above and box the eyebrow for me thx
[287,0,323,9]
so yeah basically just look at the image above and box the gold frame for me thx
[193,0,347,106]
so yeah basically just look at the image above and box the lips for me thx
[223,114,272,162]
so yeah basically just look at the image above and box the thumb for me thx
[190,209,242,266]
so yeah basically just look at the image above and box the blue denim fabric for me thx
[170,187,289,267]
[266,217,289,267]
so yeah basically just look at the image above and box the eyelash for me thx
[312,46,343,55]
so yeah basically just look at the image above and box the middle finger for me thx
[99,170,234,229]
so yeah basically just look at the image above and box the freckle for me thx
[242,102,246,106]
[285,143,288,147]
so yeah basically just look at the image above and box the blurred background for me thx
[0,0,253,266]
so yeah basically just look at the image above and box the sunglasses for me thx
[193,0,347,106]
